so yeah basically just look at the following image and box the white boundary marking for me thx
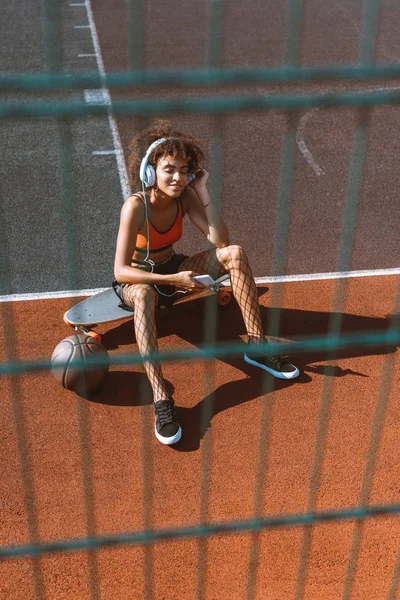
[296,109,324,176]
[2,268,399,303]
[84,0,130,199]
[253,267,400,284]
[296,85,400,176]
[84,88,110,105]
[92,150,117,156]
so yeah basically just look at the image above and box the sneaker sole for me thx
[244,354,299,380]
[154,424,182,445]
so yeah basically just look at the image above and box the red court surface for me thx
[1,275,399,599]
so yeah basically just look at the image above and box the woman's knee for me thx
[219,244,247,268]
[123,283,157,309]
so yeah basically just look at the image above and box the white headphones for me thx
[139,137,195,188]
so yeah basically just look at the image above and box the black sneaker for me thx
[154,397,182,445]
[244,342,299,380]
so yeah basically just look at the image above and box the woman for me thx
[114,121,299,446]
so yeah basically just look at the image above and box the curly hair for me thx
[128,120,205,189]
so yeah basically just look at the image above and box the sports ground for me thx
[1,0,400,598]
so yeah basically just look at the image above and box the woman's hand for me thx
[170,271,206,292]
[191,168,209,192]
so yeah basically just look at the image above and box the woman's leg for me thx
[179,245,264,344]
[123,282,182,444]
[179,245,299,379]
[122,283,169,402]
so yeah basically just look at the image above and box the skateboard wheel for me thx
[63,312,73,327]
[86,331,103,343]
[217,290,231,306]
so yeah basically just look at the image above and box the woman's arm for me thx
[114,196,204,291]
[183,171,230,248]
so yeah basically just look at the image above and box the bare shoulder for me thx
[120,193,145,223]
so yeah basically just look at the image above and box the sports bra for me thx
[134,192,184,254]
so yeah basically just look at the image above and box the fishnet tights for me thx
[179,245,264,345]
[123,284,169,402]
[122,245,264,403]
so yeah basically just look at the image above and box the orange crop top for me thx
[134,193,184,254]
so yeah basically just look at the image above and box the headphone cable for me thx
[142,182,186,298]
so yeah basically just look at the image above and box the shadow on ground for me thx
[85,288,397,450]
[102,287,396,364]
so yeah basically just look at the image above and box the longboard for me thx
[63,274,231,341]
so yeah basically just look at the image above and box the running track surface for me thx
[1,0,400,597]
[1,276,399,599]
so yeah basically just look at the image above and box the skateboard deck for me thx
[64,287,132,326]
[63,274,231,339]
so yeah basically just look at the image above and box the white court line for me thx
[84,88,110,105]
[78,53,96,57]
[92,150,117,156]
[297,85,400,176]
[296,109,324,176]
[0,289,109,303]
[253,267,400,284]
[1,268,399,303]
[84,0,130,199]
[74,25,90,28]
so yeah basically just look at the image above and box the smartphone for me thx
[192,274,215,286]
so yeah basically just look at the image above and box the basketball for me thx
[51,334,109,392]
